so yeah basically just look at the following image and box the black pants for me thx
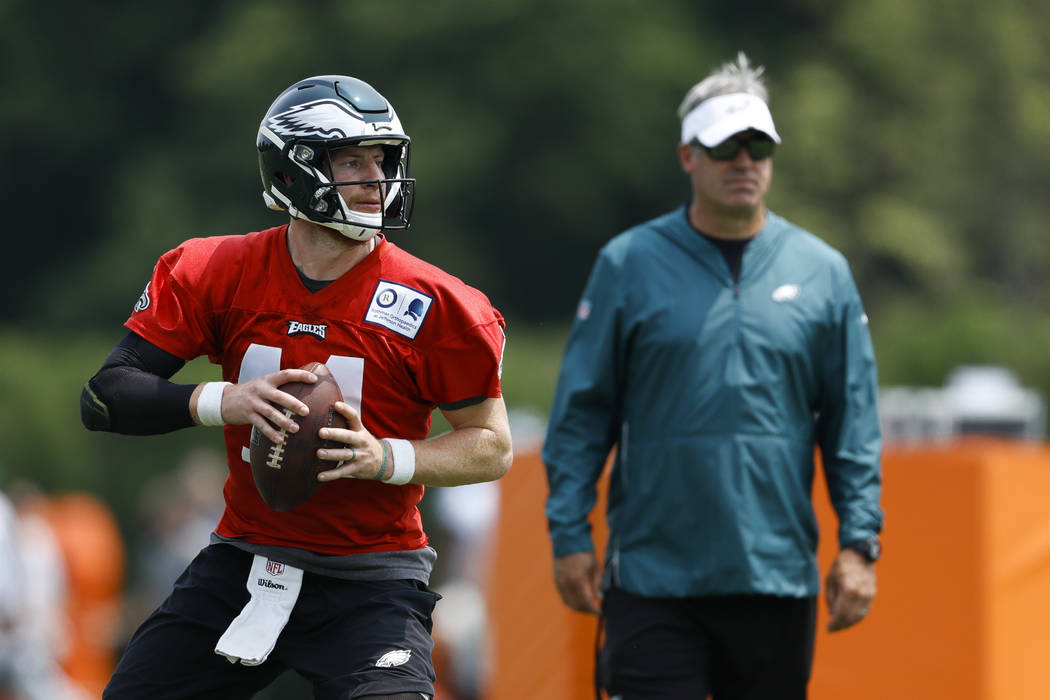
[104,543,439,700]
[599,587,817,700]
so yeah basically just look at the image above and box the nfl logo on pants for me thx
[266,560,285,576]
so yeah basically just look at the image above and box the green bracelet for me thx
[374,440,391,481]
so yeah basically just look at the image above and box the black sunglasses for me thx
[699,136,776,162]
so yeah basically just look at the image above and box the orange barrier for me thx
[485,441,1050,699]
[810,439,1050,700]
[485,453,608,700]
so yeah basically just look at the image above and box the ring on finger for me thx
[349,446,357,463]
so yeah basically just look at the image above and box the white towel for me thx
[214,554,303,665]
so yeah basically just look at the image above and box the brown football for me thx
[248,362,348,511]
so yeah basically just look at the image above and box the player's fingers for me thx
[251,415,290,444]
[315,452,371,479]
[316,443,357,464]
[317,425,359,449]
[263,387,308,417]
[332,401,364,429]
[271,368,318,385]
[258,400,301,434]
[316,463,354,480]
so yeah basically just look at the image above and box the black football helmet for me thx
[257,75,415,241]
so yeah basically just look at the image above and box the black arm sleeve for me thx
[80,331,199,435]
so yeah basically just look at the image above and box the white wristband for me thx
[196,382,231,426]
[381,438,416,485]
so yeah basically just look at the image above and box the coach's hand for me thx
[554,551,602,615]
[825,548,876,632]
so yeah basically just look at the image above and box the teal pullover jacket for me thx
[543,206,883,598]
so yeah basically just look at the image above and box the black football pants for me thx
[103,543,439,699]
[599,587,817,700]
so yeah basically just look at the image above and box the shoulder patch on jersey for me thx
[133,282,150,312]
[365,281,433,339]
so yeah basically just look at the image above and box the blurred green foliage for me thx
[2,0,1050,591]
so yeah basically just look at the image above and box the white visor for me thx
[680,92,781,147]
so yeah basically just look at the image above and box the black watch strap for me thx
[843,536,881,563]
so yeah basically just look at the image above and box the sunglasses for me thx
[700,136,776,162]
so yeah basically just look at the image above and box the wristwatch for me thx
[843,536,881,563]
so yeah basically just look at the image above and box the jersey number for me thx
[237,343,364,462]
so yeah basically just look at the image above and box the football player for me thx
[81,75,512,700]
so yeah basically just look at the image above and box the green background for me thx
[2,0,1049,693]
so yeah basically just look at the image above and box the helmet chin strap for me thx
[332,192,382,241]
[332,221,380,241]
[304,169,384,241]
[290,209,379,242]
[266,183,377,240]
[299,210,380,241]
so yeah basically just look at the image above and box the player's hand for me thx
[553,551,603,615]
[214,369,317,443]
[316,402,385,481]
[825,548,877,632]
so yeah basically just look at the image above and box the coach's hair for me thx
[677,52,771,120]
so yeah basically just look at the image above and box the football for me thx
[249,362,348,511]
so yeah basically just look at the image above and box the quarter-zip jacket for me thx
[543,206,883,598]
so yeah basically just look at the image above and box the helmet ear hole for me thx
[381,144,402,179]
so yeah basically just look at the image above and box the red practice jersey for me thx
[126,225,505,555]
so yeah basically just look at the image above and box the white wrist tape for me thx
[197,382,231,426]
[381,438,416,485]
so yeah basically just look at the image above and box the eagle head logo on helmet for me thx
[256,75,416,242]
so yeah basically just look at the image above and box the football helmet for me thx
[257,75,415,241]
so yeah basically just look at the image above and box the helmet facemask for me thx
[257,76,417,242]
[280,140,415,241]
